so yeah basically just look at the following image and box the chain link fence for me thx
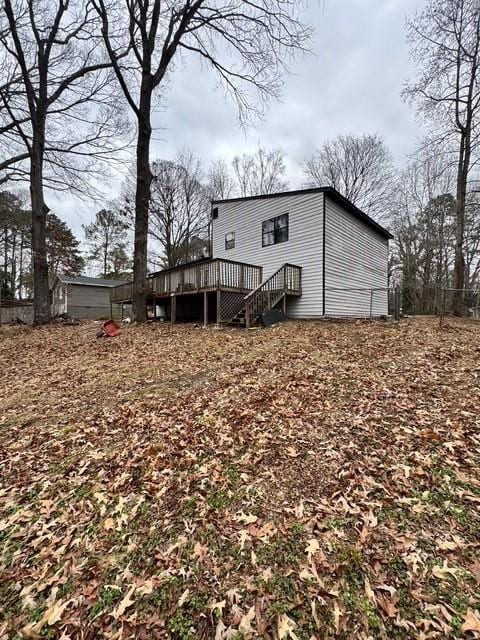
[318,286,480,321]
[398,285,480,319]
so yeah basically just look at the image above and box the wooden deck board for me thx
[111,258,263,304]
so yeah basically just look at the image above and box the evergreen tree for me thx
[46,214,85,278]
[83,209,131,278]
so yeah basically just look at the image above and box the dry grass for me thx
[1,318,480,639]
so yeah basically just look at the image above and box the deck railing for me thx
[111,258,263,303]
[244,263,302,327]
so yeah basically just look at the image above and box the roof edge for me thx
[55,274,129,287]
[211,186,393,241]
[323,188,393,240]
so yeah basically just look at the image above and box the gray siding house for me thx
[212,187,392,318]
[51,275,128,319]
[111,187,392,325]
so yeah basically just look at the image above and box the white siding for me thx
[324,197,388,316]
[51,283,67,316]
[213,192,324,318]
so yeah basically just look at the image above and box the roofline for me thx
[55,275,128,287]
[66,282,125,288]
[211,186,393,240]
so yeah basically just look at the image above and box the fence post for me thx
[394,286,400,321]
[439,288,447,328]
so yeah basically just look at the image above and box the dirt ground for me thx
[1,318,479,639]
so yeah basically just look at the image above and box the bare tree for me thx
[232,144,288,197]
[207,159,235,201]
[149,152,210,268]
[92,0,310,322]
[404,0,480,314]
[0,0,126,323]
[303,133,394,219]
[464,193,480,286]
[391,147,456,311]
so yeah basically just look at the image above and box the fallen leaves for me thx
[235,512,258,525]
[277,613,298,639]
[1,318,480,639]
[470,560,480,584]
[305,538,320,561]
[364,576,376,604]
[431,559,461,581]
[238,606,256,634]
[112,585,136,618]
[21,599,73,637]
[177,588,190,608]
[462,609,480,633]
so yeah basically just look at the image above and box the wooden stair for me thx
[227,264,302,328]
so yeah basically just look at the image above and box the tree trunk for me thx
[104,238,108,278]
[3,226,8,289]
[453,134,469,316]
[132,80,153,323]
[18,232,24,299]
[30,140,50,324]
[11,228,17,292]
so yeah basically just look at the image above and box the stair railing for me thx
[243,263,301,327]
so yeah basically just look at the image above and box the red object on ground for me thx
[102,319,121,337]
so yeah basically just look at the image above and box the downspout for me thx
[322,194,326,316]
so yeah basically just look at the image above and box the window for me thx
[262,213,289,247]
[225,231,235,250]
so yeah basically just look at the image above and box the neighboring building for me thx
[111,187,393,326]
[51,275,128,319]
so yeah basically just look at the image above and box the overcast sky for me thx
[53,0,425,239]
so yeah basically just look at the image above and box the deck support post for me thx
[215,290,221,328]
[203,291,208,327]
[171,294,176,325]
[282,294,287,317]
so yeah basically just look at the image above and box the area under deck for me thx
[111,258,302,326]
[111,258,264,325]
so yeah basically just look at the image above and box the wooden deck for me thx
[111,258,263,304]
[111,259,304,326]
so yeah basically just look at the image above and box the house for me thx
[51,274,129,319]
[111,187,393,326]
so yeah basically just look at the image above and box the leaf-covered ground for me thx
[1,318,480,640]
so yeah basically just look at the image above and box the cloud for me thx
[51,0,425,235]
